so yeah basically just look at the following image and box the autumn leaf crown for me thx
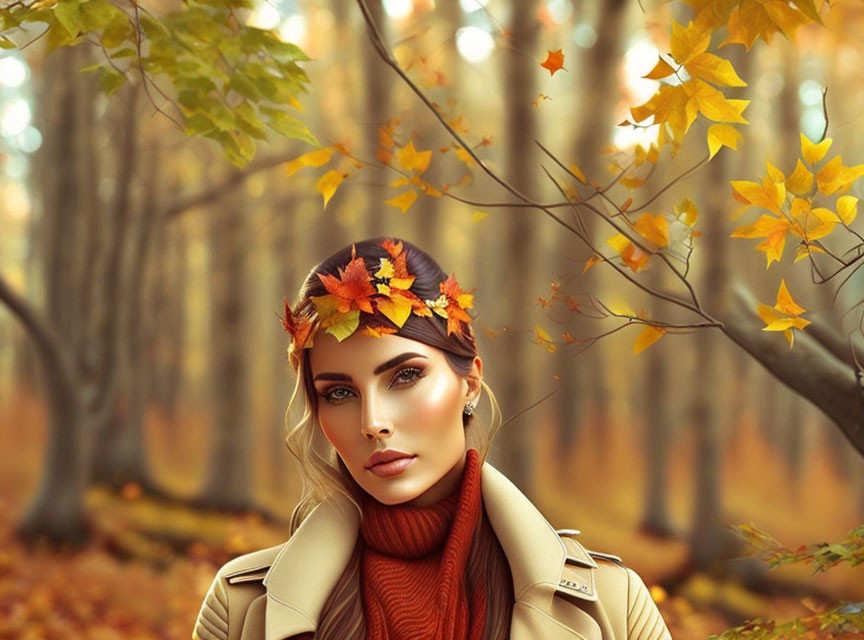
[280,239,475,360]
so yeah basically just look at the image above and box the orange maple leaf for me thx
[316,250,376,314]
[540,49,565,75]
[280,297,314,349]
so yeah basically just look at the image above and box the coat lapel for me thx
[261,460,599,640]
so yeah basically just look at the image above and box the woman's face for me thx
[308,330,482,506]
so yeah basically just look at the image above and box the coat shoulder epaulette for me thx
[555,528,626,567]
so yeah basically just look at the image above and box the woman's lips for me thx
[367,455,417,478]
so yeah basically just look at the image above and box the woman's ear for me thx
[465,356,483,404]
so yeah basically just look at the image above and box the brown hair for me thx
[281,237,510,639]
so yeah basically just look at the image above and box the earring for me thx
[463,401,476,416]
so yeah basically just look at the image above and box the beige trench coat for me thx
[193,461,673,640]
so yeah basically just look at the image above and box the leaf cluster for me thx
[0,0,317,167]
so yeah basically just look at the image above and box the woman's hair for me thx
[283,237,502,534]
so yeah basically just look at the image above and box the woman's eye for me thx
[321,387,352,403]
[392,366,423,386]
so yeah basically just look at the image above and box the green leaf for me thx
[227,73,262,101]
[100,12,133,49]
[184,111,217,136]
[260,106,317,144]
[54,0,86,37]
[109,47,137,59]
[234,101,267,140]
[99,66,126,95]
[45,17,76,54]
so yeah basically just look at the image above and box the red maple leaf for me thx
[540,49,565,76]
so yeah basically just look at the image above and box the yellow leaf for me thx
[286,147,334,177]
[731,214,790,267]
[619,175,646,189]
[643,57,677,79]
[397,140,432,174]
[786,159,813,194]
[375,295,414,328]
[730,180,783,215]
[569,163,587,184]
[316,169,346,208]
[685,79,750,124]
[324,308,360,342]
[633,325,666,354]
[675,197,699,226]
[472,210,488,222]
[606,234,651,272]
[757,279,810,347]
[794,243,825,263]
[391,176,410,187]
[631,85,692,142]
[801,133,831,165]
[765,160,785,184]
[385,189,419,214]
[533,326,556,352]
[837,195,859,225]
[634,213,670,246]
[776,278,806,316]
[685,52,747,87]
[454,145,475,167]
[707,123,742,159]
[670,20,711,65]
[815,155,864,195]
[583,255,602,273]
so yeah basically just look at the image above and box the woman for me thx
[193,237,673,640]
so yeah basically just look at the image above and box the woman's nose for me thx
[360,393,392,441]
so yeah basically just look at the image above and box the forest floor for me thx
[1,384,862,639]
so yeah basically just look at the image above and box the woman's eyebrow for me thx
[313,352,427,382]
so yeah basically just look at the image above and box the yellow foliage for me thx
[634,213,670,247]
[315,169,346,208]
[786,159,814,194]
[396,140,432,174]
[285,147,334,177]
[384,189,418,214]
[801,133,832,164]
[757,279,810,347]
[707,123,742,159]
[633,324,666,354]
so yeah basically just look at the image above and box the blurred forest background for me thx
[1,0,863,638]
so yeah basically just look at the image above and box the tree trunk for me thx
[491,0,542,498]
[198,177,254,510]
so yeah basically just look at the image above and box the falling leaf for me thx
[285,147,334,177]
[385,189,419,214]
[532,93,551,107]
[540,49,565,75]
[633,324,666,354]
[316,169,346,208]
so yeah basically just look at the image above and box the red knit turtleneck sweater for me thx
[358,448,485,640]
